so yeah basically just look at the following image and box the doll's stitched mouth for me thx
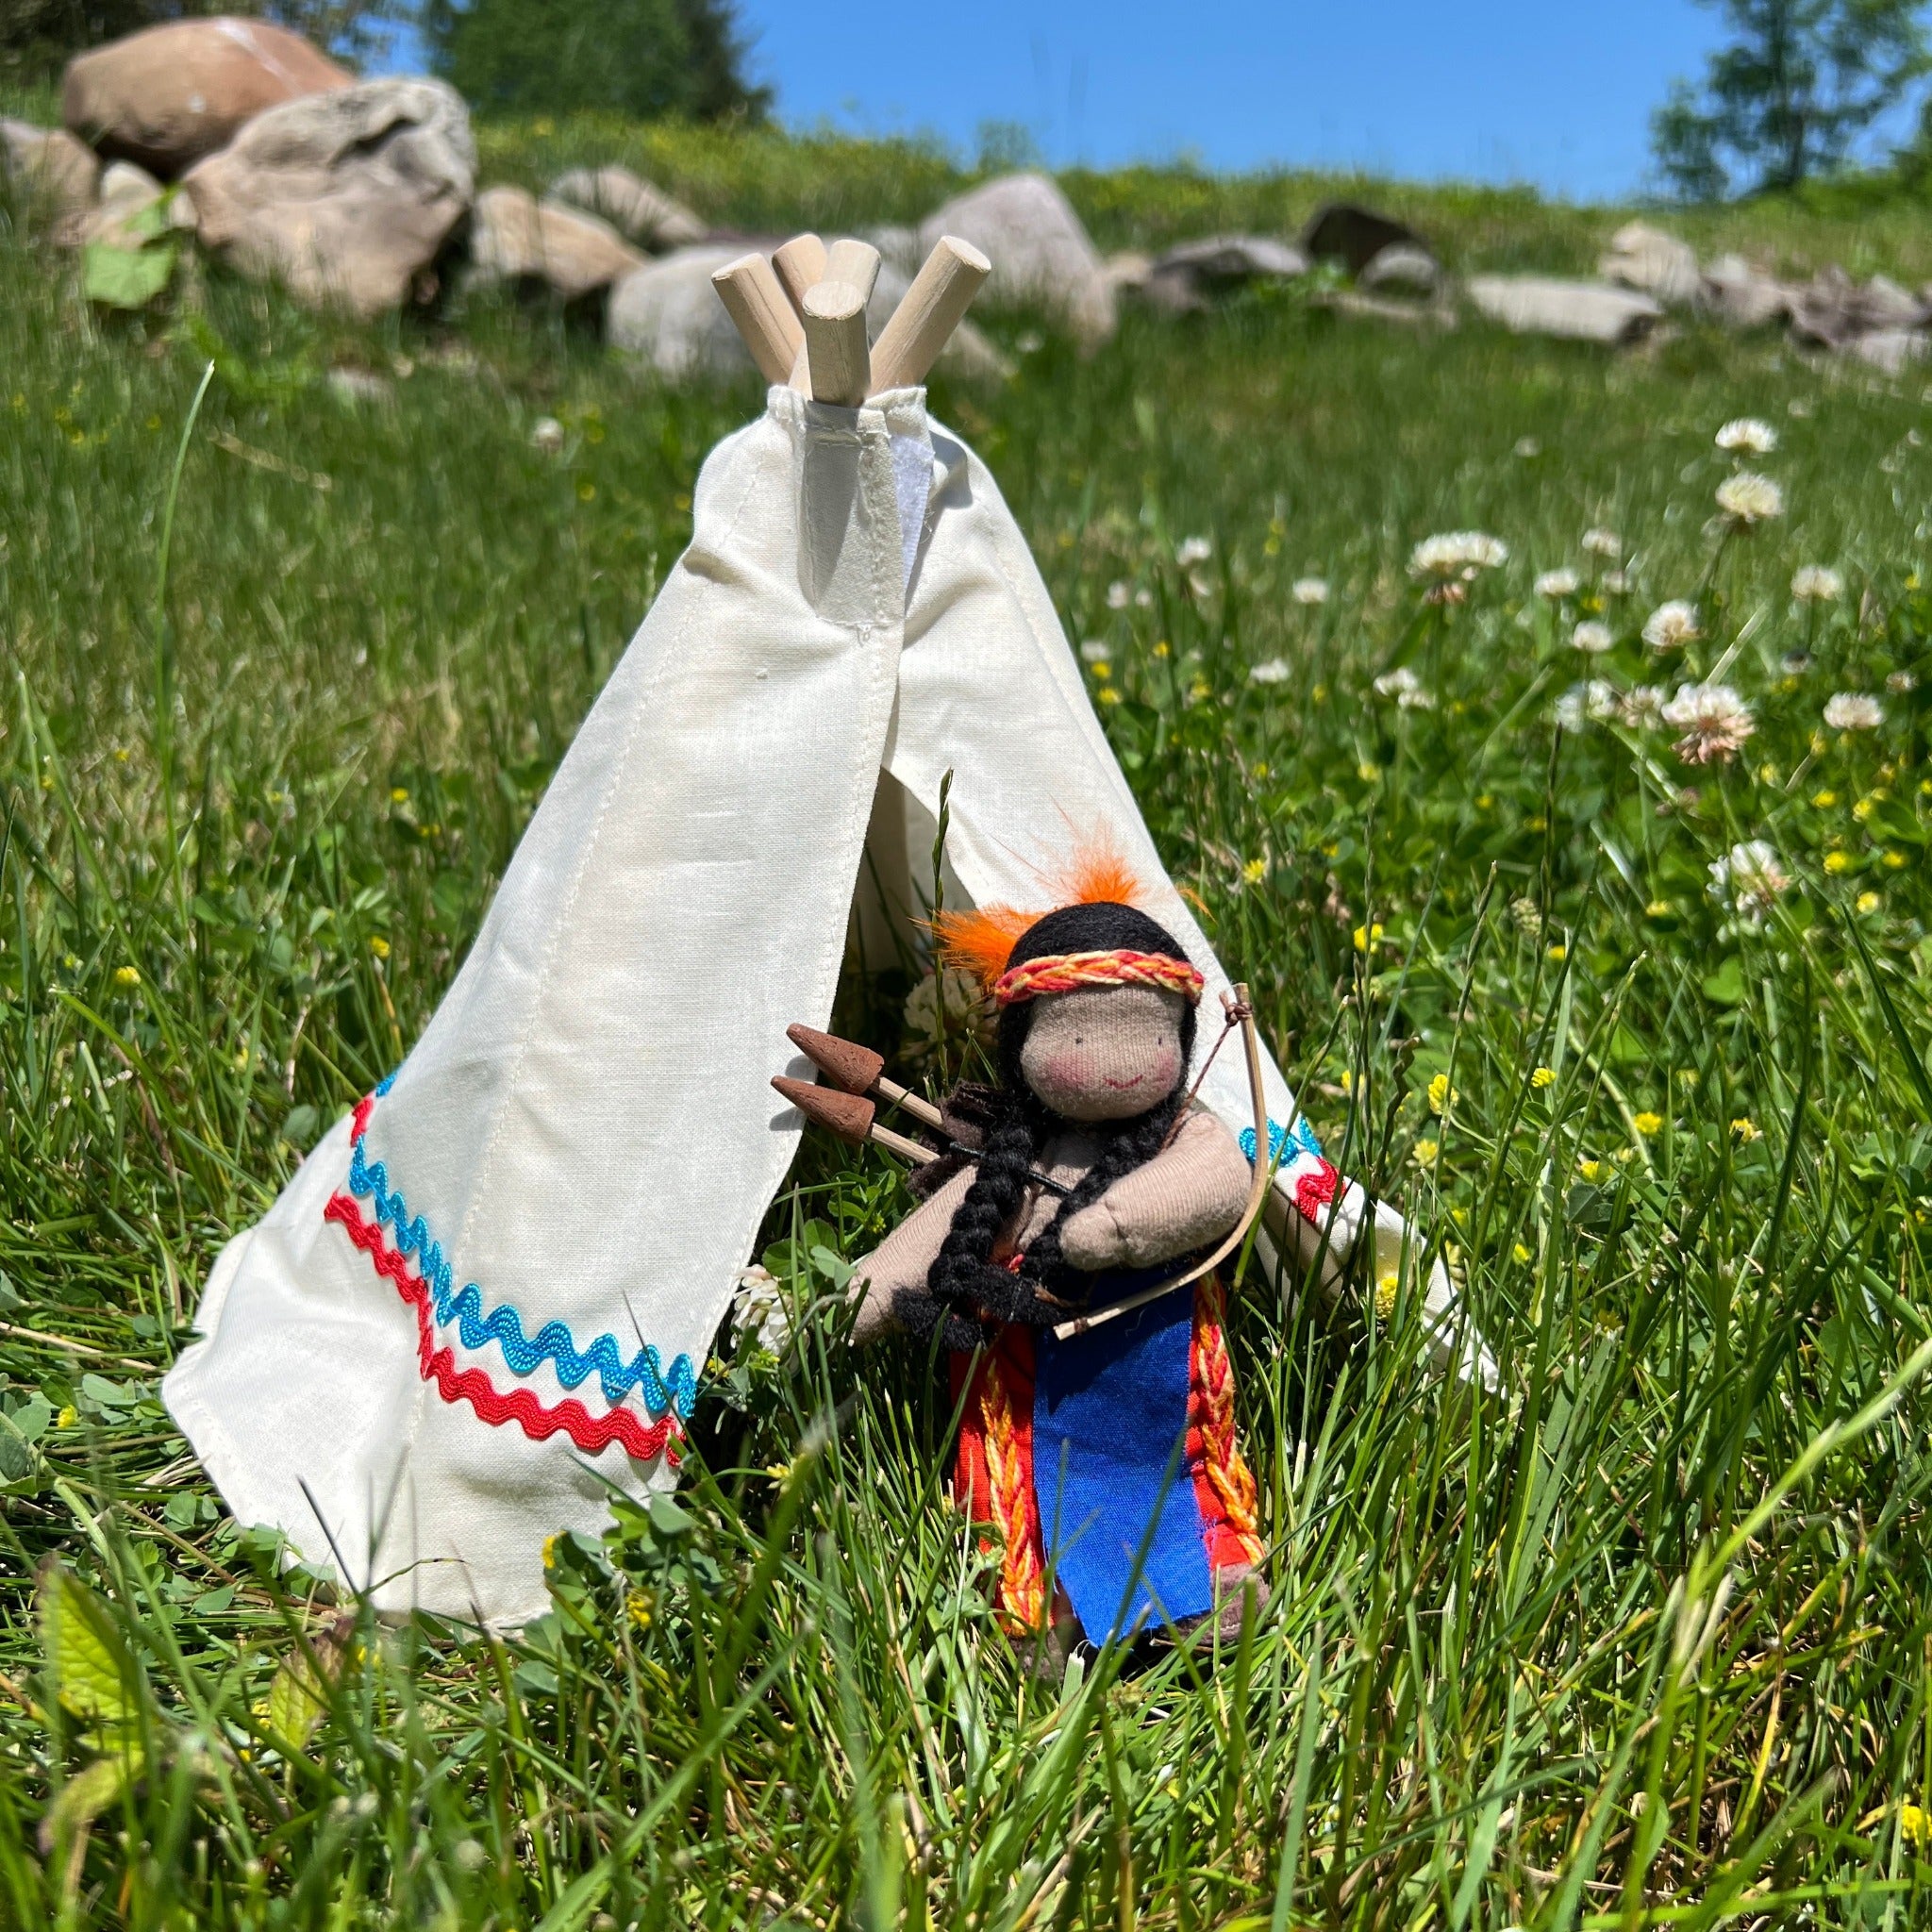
[1102,1074,1146,1091]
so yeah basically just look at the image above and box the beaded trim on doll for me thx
[323,1089,695,1459]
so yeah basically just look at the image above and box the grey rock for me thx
[1466,275,1663,344]
[181,77,475,318]
[1302,202,1427,276]
[1139,234,1308,313]
[79,159,184,250]
[1357,242,1441,298]
[608,243,1006,385]
[466,185,643,302]
[546,164,705,250]
[918,171,1115,346]
[1847,327,1930,375]
[864,223,922,277]
[1,118,101,242]
[1790,265,1929,351]
[1700,254,1791,331]
[1599,220,1702,307]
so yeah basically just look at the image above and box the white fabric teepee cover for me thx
[165,383,1482,1629]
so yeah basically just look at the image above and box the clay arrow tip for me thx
[772,1074,876,1144]
[784,1024,885,1096]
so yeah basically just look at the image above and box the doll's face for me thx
[1018,984,1189,1122]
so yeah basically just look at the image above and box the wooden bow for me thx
[1048,985,1274,1341]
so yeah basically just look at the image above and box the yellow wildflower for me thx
[391,787,409,805]
[1411,1138,1440,1167]
[542,1533,563,1570]
[1242,857,1268,885]
[1731,1118,1761,1142]
[1901,1802,1932,1850]
[1857,891,1881,914]
[1531,1065,1556,1089]
[1357,759,1381,782]
[577,479,596,502]
[1153,640,1171,658]
[1353,923,1384,955]
[113,965,141,989]
[369,936,391,959]
[1882,850,1906,868]
[1427,1074,1456,1116]
[1644,900,1672,919]
[1374,1269,1400,1321]
[1811,789,1838,808]
[625,1589,653,1631]
[1547,943,1568,961]
[1097,686,1121,707]
[58,1406,77,1428]
[1577,1158,1602,1182]
[1633,1111,1663,1136]
[1824,851,1851,874]
[1512,1241,1532,1264]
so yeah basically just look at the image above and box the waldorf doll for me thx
[849,893,1267,1651]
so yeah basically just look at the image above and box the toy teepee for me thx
[164,233,1490,1629]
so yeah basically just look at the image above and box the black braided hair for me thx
[899,902,1199,1347]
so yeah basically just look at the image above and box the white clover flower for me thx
[1176,535,1213,567]
[1248,657,1291,685]
[1662,682,1756,764]
[1790,565,1844,603]
[1078,639,1111,663]
[1887,670,1917,694]
[1716,418,1778,456]
[1555,679,1620,729]
[1106,579,1131,609]
[1824,691,1884,731]
[1534,568,1579,600]
[1602,569,1632,596]
[1373,666,1436,708]
[1572,620,1615,655]
[1715,472,1784,526]
[1641,600,1701,651]
[1291,576,1331,606]
[1707,839,1790,928]
[1581,526,1623,558]
[731,1265,792,1354]
[1513,436,1541,458]
[1134,587,1154,608]
[531,416,565,455]
[1619,685,1668,726]
[1409,530,1508,580]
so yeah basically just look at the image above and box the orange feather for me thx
[928,836,1155,989]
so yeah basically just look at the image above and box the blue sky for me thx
[733,1,1707,201]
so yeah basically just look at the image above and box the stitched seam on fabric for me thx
[346,1092,695,1417]
[681,412,912,1388]
[429,419,775,1315]
[325,1191,682,1464]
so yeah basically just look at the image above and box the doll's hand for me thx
[1058,1200,1129,1273]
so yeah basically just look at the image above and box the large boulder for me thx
[1700,254,1790,331]
[1599,220,1702,307]
[1848,328,1930,375]
[1302,202,1428,277]
[1139,234,1307,314]
[1789,266,1927,351]
[1466,275,1663,345]
[608,243,1005,385]
[78,158,170,248]
[1357,242,1442,299]
[466,185,643,302]
[1,118,100,242]
[546,164,706,250]
[181,77,475,318]
[917,172,1115,347]
[62,17,349,176]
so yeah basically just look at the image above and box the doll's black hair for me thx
[905,902,1199,1347]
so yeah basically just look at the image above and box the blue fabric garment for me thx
[1032,1283,1212,1641]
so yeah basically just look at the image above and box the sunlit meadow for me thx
[4,122,1932,1928]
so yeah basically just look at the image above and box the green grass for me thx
[4,138,1932,1929]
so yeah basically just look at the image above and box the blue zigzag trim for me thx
[1241,1116,1324,1168]
[347,1129,697,1420]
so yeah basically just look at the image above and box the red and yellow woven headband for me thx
[991,949,1205,1008]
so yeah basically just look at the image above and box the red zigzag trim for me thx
[324,1192,681,1466]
